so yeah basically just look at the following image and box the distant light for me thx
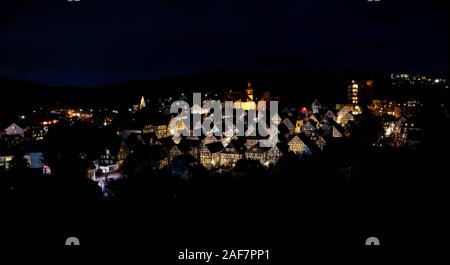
[301,107,308,114]
[434,79,440,83]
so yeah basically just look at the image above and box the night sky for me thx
[0,0,448,86]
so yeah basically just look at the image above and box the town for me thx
[0,72,448,201]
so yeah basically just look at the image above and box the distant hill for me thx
[0,70,353,110]
[2,69,443,118]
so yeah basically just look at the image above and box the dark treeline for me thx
[2,70,446,123]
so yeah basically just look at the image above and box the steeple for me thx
[139,96,146,110]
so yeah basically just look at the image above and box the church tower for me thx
[246,79,254,101]
[139,96,146,110]
[134,96,147,112]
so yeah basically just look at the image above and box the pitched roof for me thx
[298,132,321,154]
[246,144,264,153]
[205,141,224,153]
[223,140,246,154]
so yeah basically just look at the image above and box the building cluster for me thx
[367,99,424,149]
[0,122,45,172]
[0,106,119,175]
[0,80,369,182]
[391,73,449,88]
[98,81,359,181]
[376,117,423,149]
[345,76,432,150]
[1,75,439,183]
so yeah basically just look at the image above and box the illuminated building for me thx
[369,99,420,119]
[220,141,245,168]
[233,100,256,111]
[287,135,307,154]
[314,135,327,151]
[0,151,44,172]
[348,80,374,112]
[200,142,223,169]
[271,113,282,125]
[378,116,422,149]
[323,125,343,138]
[348,81,359,105]
[336,105,355,125]
[245,137,260,149]
[41,120,59,126]
[0,155,13,170]
[245,145,266,164]
[368,100,401,117]
[225,80,257,110]
[4,123,25,137]
[26,127,46,141]
[24,152,45,170]
[301,120,316,136]
[156,157,169,170]
[311,99,322,114]
[169,145,183,163]
[202,135,218,145]
[309,130,326,151]
[294,119,304,134]
[43,164,51,175]
[66,109,93,121]
[282,118,295,135]
[246,80,254,101]
[98,145,129,174]
[288,135,311,154]
[133,96,147,112]
[264,145,283,166]
[143,124,170,139]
